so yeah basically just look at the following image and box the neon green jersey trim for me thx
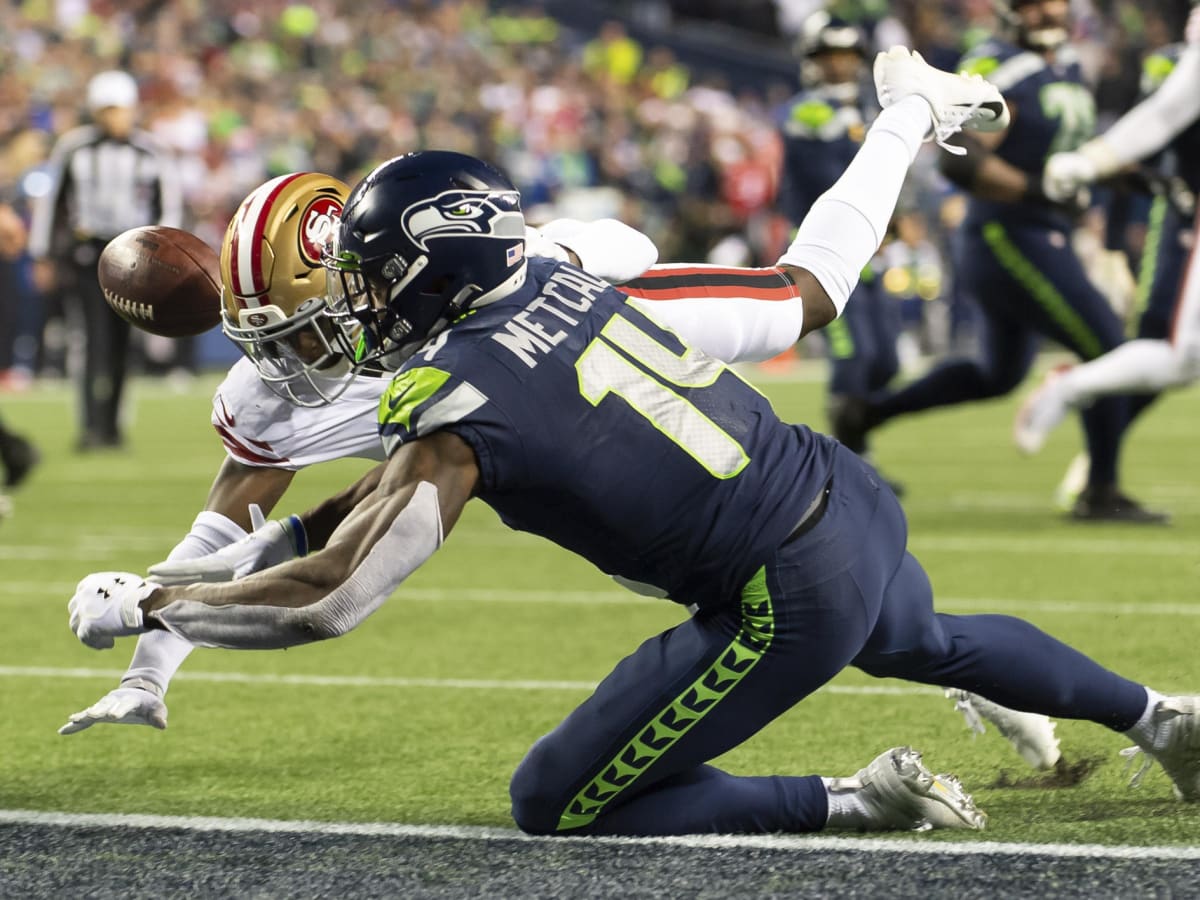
[377,366,453,432]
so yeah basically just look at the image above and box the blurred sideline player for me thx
[1014,6,1200,454]
[834,0,1163,523]
[73,55,1189,837]
[775,13,903,483]
[60,174,1059,773]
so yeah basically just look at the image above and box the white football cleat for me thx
[1013,365,1073,456]
[947,690,1062,770]
[1122,696,1200,800]
[873,46,1010,153]
[827,746,986,831]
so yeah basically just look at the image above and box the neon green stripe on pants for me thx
[555,567,775,831]
[981,221,1104,358]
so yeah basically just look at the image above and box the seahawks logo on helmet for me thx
[401,189,523,251]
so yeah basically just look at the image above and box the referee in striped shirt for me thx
[30,70,182,451]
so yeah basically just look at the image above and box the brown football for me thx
[98,226,222,337]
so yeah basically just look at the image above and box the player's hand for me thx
[1043,152,1097,203]
[68,572,157,649]
[59,683,167,734]
[147,514,307,585]
[1187,5,1199,44]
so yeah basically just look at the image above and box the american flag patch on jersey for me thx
[507,243,524,265]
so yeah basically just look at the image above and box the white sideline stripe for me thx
[2,809,1198,860]
[0,666,938,696]
[9,582,1199,616]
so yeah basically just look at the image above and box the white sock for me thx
[121,630,195,695]
[1124,687,1169,749]
[1062,339,1189,405]
[778,95,932,314]
[822,778,872,829]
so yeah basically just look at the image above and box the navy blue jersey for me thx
[960,38,1096,227]
[1141,44,1200,194]
[775,85,874,226]
[377,258,836,609]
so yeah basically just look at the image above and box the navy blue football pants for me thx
[826,278,900,397]
[509,447,1148,836]
[869,220,1129,487]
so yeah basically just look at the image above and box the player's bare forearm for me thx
[297,462,388,551]
[138,433,480,645]
[203,458,296,531]
[779,265,836,335]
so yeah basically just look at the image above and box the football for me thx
[98,226,222,337]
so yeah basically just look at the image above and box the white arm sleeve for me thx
[1085,45,1200,175]
[155,482,443,649]
[628,293,805,363]
[777,95,930,315]
[121,511,250,692]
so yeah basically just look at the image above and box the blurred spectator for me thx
[29,70,182,451]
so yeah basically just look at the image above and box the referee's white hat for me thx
[86,70,138,111]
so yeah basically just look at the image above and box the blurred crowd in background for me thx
[0,0,1192,384]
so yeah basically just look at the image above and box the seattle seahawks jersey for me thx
[775,84,873,226]
[212,358,388,469]
[1141,43,1200,193]
[378,258,836,609]
[960,38,1095,226]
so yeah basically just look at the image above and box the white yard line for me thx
[0,665,938,695]
[7,581,1197,615]
[1,809,1197,860]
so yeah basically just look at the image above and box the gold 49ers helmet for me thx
[220,172,352,406]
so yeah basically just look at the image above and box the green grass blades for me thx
[0,363,1197,844]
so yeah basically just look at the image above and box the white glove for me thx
[1187,5,1199,45]
[147,514,307,585]
[69,572,157,649]
[1042,151,1098,203]
[59,681,167,734]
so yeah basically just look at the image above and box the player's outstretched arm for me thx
[69,433,478,651]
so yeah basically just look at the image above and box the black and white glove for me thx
[68,572,157,649]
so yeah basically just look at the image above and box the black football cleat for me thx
[828,394,879,455]
[0,430,38,488]
[1070,485,1169,525]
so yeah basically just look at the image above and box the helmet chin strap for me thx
[471,261,528,308]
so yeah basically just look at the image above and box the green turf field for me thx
[1,363,1197,846]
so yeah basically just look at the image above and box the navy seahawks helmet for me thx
[795,11,867,59]
[993,0,1069,51]
[326,150,526,368]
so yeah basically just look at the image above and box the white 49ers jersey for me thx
[211,358,387,469]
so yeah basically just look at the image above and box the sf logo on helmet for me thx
[402,189,522,251]
[298,197,343,265]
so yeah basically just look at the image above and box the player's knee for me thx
[509,736,570,836]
